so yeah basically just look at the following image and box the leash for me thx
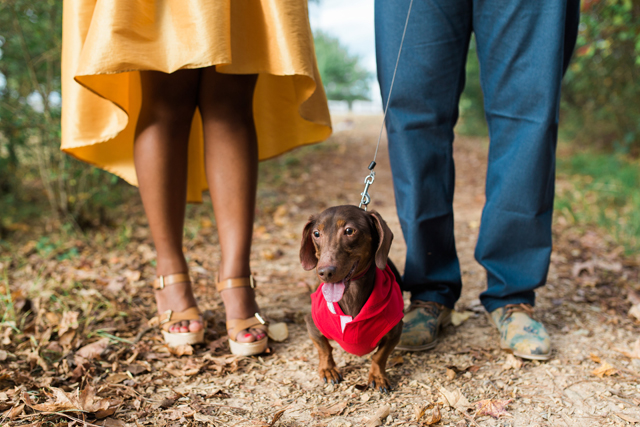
[359,0,414,211]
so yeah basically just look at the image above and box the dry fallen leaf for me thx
[446,368,457,381]
[614,339,640,359]
[438,387,471,410]
[311,401,347,417]
[502,354,523,371]
[628,304,640,322]
[268,408,287,426]
[167,406,195,420]
[617,413,640,424]
[592,361,617,378]
[168,344,193,357]
[3,403,25,420]
[589,353,601,363]
[365,405,391,427]
[475,399,512,419]
[267,322,289,342]
[106,373,129,384]
[164,360,203,377]
[451,310,473,327]
[422,404,442,426]
[58,311,79,337]
[194,412,217,425]
[75,338,109,364]
[23,385,121,416]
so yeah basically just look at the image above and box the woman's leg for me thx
[134,69,202,334]
[198,68,264,343]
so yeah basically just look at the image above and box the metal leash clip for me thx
[359,161,376,211]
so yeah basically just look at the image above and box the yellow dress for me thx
[61,0,332,202]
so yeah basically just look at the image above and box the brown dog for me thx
[300,205,403,393]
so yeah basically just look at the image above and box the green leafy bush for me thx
[0,1,125,231]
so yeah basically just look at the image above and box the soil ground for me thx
[1,115,640,426]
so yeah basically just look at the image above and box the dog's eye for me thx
[313,231,320,238]
[345,228,355,236]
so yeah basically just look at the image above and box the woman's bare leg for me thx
[198,68,264,343]
[134,69,202,333]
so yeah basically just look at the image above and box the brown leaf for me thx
[23,385,121,415]
[164,360,203,377]
[475,399,512,419]
[23,388,78,412]
[613,339,640,359]
[58,311,79,337]
[438,387,471,410]
[97,418,126,427]
[194,412,217,424]
[3,403,25,420]
[75,338,109,364]
[167,406,196,420]
[589,353,601,363]
[592,361,617,378]
[311,401,347,417]
[268,408,286,426]
[124,363,148,375]
[422,404,442,425]
[167,344,193,357]
[365,405,391,427]
[629,304,640,322]
[617,413,640,423]
[446,368,457,380]
[106,373,129,384]
[502,354,523,371]
[388,355,404,367]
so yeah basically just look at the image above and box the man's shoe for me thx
[489,303,551,360]
[397,301,452,351]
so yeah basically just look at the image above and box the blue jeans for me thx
[375,0,580,312]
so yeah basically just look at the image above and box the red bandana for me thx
[311,265,404,357]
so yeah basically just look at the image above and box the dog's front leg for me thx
[368,321,402,393]
[305,314,342,384]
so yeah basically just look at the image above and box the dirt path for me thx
[2,116,640,426]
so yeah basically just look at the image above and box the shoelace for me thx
[408,300,445,316]
[504,303,535,319]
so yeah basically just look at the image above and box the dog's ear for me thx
[368,210,393,270]
[300,216,318,271]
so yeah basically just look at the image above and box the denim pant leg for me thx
[472,0,580,312]
[375,0,473,308]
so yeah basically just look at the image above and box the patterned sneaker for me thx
[396,301,452,351]
[489,304,551,360]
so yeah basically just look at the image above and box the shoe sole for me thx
[485,312,552,361]
[162,329,205,347]
[395,310,451,352]
[229,336,268,356]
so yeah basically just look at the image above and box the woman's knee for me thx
[139,70,200,126]
[199,71,258,124]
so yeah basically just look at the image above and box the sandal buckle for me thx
[255,312,268,325]
[159,309,173,325]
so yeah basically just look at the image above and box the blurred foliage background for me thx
[0,0,638,252]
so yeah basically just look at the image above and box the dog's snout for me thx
[318,265,337,281]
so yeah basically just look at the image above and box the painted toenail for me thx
[244,333,253,339]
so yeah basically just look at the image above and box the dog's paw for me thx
[319,366,342,385]
[367,370,391,393]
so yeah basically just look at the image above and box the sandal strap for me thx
[227,313,267,337]
[158,306,202,332]
[216,276,256,292]
[153,273,191,290]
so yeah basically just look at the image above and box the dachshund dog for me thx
[300,205,403,392]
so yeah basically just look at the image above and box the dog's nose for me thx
[318,266,337,281]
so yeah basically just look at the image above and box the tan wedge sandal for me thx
[216,276,268,356]
[153,273,205,347]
